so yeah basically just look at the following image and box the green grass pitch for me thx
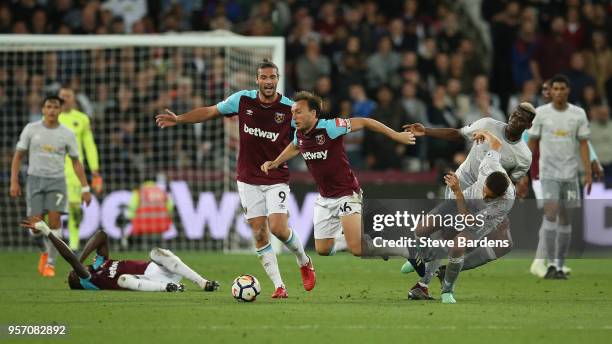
[0,252,611,343]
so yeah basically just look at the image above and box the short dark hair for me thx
[550,74,570,88]
[293,91,322,115]
[257,59,279,76]
[485,171,509,198]
[41,95,64,107]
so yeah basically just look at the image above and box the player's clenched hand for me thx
[402,123,425,136]
[156,109,179,128]
[393,131,416,145]
[261,161,278,175]
[473,130,501,151]
[9,182,21,198]
[444,172,461,193]
[82,191,92,206]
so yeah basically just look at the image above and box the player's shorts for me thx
[540,178,581,208]
[143,261,181,284]
[237,181,290,220]
[313,190,363,240]
[65,173,82,204]
[26,175,68,217]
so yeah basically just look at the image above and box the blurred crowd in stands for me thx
[1,0,611,183]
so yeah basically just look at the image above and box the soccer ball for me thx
[231,274,261,302]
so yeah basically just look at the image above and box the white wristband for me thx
[82,186,91,193]
[34,221,51,236]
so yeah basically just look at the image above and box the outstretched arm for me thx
[261,143,300,174]
[156,106,221,128]
[78,230,109,263]
[351,118,415,145]
[21,220,90,279]
[402,123,463,141]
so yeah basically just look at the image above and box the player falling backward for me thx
[156,60,314,298]
[261,91,415,257]
[401,102,535,300]
[10,95,92,277]
[20,220,219,292]
[413,130,515,304]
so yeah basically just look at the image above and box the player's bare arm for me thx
[351,118,416,145]
[20,220,90,279]
[261,143,300,174]
[527,136,539,153]
[71,157,91,206]
[156,106,221,128]
[9,150,25,198]
[78,230,109,263]
[402,122,463,141]
[579,139,592,194]
[445,172,469,215]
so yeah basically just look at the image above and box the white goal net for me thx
[0,33,285,252]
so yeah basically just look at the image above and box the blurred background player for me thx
[528,79,603,277]
[156,60,315,298]
[402,103,535,299]
[9,95,92,277]
[261,91,415,257]
[527,74,592,280]
[124,180,174,247]
[58,86,102,252]
[20,221,219,292]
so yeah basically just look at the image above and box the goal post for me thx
[0,33,286,252]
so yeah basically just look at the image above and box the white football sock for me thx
[150,248,208,289]
[533,215,547,264]
[256,243,284,288]
[282,229,309,266]
[46,229,61,266]
[118,274,167,291]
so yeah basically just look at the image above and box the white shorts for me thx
[237,181,290,220]
[313,191,362,240]
[143,262,181,284]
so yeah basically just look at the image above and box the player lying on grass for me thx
[401,103,535,298]
[20,220,219,292]
[261,91,416,257]
[413,130,515,304]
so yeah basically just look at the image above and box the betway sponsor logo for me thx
[302,150,328,160]
[243,124,279,142]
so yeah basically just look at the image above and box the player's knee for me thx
[150,247,178,263]
[315,245,331,256]
[47,218,61,229]
[448,245,465,258]
[117,274,135,288]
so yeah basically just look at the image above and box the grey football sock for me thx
[419,260,441,285]
[441,256,464,294]
[542,218,557,266]
[556,224,571,269]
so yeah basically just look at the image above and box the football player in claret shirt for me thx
[20,220,219,292]
[261,91,415,257]
[156,59,314,299]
